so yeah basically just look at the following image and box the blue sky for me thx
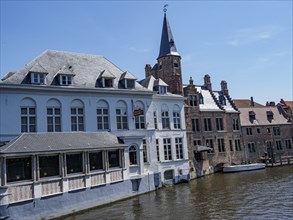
[1,1,292,104]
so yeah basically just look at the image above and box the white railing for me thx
[41,179,62,196]
[8,183,33,203]
[110,169,123,182]
[91,173,106,186]
[68,176,85,191]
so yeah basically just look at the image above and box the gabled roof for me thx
[56,65,75,76]
[99,69,116,79]
[158,13,180,59]
[120,71,137,80]
[0,132,126,155]
[29,62,48,74]
[154,78,168,87]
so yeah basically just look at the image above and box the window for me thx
[163,138,172,161]
[267,111,274,122]
[60,75,73,86]
[47,107,61,132]
[249,111,256,121]
[97,108,109,130]
[217,138,225,152]
[135,110,145,129]
[266,141,272,148]
[154,111,158,129]
[89,152,103,171]
[101,78,113,88]
[123,79,135,89]
[162,111,170,129]
[66,153,83,174]
[204,118,212,131]
[285,139,292,149]
[276,140,282,150]
[267,128,271,134]
[21,107,36,132]
[229,140,233,151]
[173,111,181,129]
[199,94,204,104]
[159,86,168,94]
[71,107,84,131]
[216,118,224,131]
[156,139,160,162]
[192,118,200,132]
[129,146,137,165]
[246,127,253,135]
[116,108,128,130]
[235,139,241,151]
[39,155,60,178]
[248,143,256,153]
[273,127,281,136]
[257,128,261,133]
[143,139,148,163]
[31,72,46,84]
[206,139,214,153]
[193,140,201,146]
[175,138,183,159]
[108,150,120,168]
[6,157,32,182]
[232,118,239,131]
[173,60,179,68]
[188,95,197,106]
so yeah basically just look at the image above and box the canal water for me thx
[61,166,293,220]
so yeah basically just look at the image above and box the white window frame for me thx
[116,107,128,130]
[71,107,84,131]
[31,72,46,84]
[21,107,36,132]
[97,107,109,130]
[47,107,61,132]
[161,111,170,129]
[173,111,181,129]
[175,138,183,159]
[163,138,172,161]
[60,75,73,86]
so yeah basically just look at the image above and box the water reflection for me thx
[61,166,293,220]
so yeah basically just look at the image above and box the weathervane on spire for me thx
[163,4,168,13]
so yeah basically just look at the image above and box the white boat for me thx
[223,163,266,173]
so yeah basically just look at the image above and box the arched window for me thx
[173,105,181,129]
[71,99,84,131]
[47,98,62,132]
[129,145,137,165]
[20,98,37,132]
[116,101,128,130]
[97,100,109,130]
[161,104,170,129]
[134,101,145,129]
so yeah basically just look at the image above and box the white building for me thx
[0,50,189,219]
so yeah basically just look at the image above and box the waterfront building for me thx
[145,12,243,179]
[234,98,293,163]
[0,50,189,219]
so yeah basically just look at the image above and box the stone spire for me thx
[158,13,180,59]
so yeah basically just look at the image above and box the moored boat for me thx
[223,163,266,173]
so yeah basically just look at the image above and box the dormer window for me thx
[267,111,274,122]
[100,77,113,88]
[159,86,167,94]
[124,79,135,89]
[30,72,46,84]
[219,94,226,105]
[60,75,73,86]
[199,94,204,104]
[249,111,256,121]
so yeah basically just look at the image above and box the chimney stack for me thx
[145,64,152,78]
[250,96,254,107]
[221,80,229,96]
[204,74,212,90]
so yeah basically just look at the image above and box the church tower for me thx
[145,11,183,95]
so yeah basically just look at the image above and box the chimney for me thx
[269,101,275,106]
[189,76,194,85]
[145,64,152,78]
[221,80,229,96]
[204,74,212,90]
[250,96,254,107]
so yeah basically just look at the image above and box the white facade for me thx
[0,50,190,184]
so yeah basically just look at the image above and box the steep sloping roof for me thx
[1,50,148,91]
[195,86,223,112]
[158,13,180,59]
[213,91,238,113]
[238,107,290,126]
[0,132,126,154]
[233,99,264,108]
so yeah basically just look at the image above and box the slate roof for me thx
[158,13,180,59]
[212,91,238,113]
[195,86,222,111]
[0,132,126,155]
[1,50,148,91]
[238,107,290,126]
